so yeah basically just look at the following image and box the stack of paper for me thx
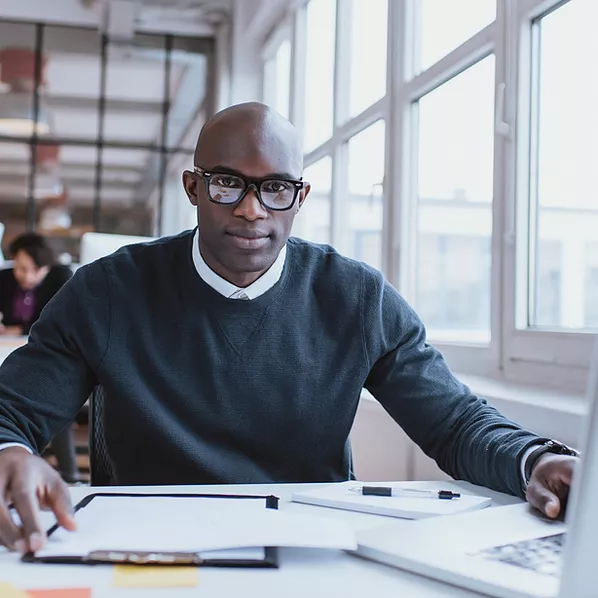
[34,496,357,559]
[292,481,492,520]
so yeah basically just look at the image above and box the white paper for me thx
[199,547,266,560]
[292,481,492,520]
[35,496,356,558]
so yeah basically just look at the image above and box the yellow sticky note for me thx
[112,565,199,588]
[0,583,30,598]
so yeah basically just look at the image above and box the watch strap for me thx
[524,440,579,485]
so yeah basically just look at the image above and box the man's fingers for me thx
[11,488,45,553]
[43,480,76,532]
[526,482,561,519]
[0,495,23,550]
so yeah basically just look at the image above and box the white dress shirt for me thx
[0,230,539,488]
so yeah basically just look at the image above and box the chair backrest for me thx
[88,385,115,486]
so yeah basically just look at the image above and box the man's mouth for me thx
[225,231,270,249]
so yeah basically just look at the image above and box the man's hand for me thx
[0,446,76,553]
[525,454,578,519]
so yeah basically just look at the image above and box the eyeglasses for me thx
[193,166,304,211]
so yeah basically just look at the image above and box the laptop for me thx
[356,339,598,598]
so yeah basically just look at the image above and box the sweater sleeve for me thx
[361,270,547,499]
[21,266,74,335]
[0,262,111,454]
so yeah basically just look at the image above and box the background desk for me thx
[0,335,26,363]
[1,481,520,598]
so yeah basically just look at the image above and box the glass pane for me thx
[348,0,388,118]
[293,157,332,243]
[303,0,336,152]
[43,25,101,141]
[0,142,31,255]
[418,0,496,72]
[0,23,39,139]
[346,121,385,270]
[166,37,209,150]
[263,39,291,119]
[104,35,165,146]
[160,152,195,235]
[98,148,157,236]
[414,57,495,344]
[531,0,598,331]
[274,40,291,118]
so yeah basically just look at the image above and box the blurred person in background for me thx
[0,232,79,483]
[0,232,71,335]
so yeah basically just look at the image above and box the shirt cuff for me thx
[520,443,544,488]
[0,442,33,454]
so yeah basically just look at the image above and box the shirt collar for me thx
[192,229,286,300]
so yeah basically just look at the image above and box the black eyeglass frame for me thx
[193,166,305,211]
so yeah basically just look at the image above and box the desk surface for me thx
[1,481,520,598]
[0,335,26,363]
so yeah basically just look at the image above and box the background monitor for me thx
[79,232,154,266]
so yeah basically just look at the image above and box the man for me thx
[0,102,577,554]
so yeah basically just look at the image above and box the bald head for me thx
[194,102,303,178]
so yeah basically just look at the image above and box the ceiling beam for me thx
[46,95,163,115]
[0,0,217,37]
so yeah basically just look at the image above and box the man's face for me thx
[183,116,310,285]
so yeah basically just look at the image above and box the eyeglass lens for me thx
[208,173,296,209]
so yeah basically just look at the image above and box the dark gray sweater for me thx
[0,230,542,496]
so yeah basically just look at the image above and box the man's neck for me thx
[199,242,270,288]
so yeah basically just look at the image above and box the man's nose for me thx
[233,185,268,220]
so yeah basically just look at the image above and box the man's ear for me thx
[182,171,198,206]
[298,182,311,210]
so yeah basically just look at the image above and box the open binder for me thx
[22,492,280,568]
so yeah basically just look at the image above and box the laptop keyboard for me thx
[475,533,565,577]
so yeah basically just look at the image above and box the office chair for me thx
[88,385,116,486]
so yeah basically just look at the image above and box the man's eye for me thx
[212,175,242,188]
[263,181,290,193]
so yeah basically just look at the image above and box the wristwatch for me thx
[524,440,579,485]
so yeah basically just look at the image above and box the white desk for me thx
[1,481,520,597]
[0,336,26,363]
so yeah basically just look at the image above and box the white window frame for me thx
[263,0,596,395]
[500,0,596,393]
[294,0,389,257]
[387,1,500,379]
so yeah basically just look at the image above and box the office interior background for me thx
[0,0,595,481]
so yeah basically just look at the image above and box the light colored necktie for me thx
[229,289,250,300]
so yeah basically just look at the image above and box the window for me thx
[294,157,332,244]
[348,0,388,118]
[417,0,496,72]
[275,0,596,391]
[303,0,336,151]
[263,38,291,119]
[534,241,562,328]
[528,0,598,331]
[346,121,385,270]
[413,57,495,344]
[0,20,205,261]
[417,234,491,341]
